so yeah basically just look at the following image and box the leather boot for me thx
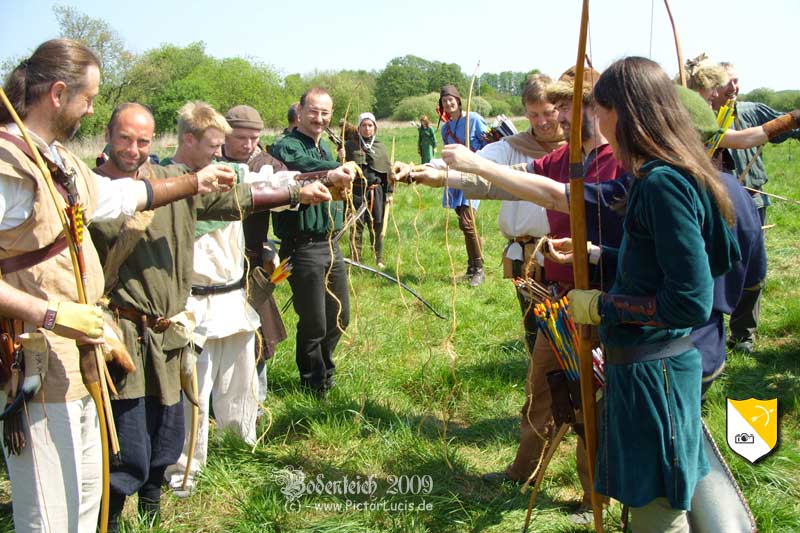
[468,258,485,286]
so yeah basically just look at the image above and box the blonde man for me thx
[165,101,260,496]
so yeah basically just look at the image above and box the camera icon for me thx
[735,433,755,444]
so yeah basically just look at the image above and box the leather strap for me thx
[110,304,171,333]
[0,235,68,275]
[191,277,245,296]
[604,336,695,365]
[0,131,70,202]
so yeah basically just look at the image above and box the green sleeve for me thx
[195,183,254,220]
[270,138,339,172]
[601,170,713,328]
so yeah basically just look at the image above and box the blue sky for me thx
[2,0,798,91]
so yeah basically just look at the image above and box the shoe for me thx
[481,471,518,484]
[569,505,594,526]
[731,340,754,354]
[467,259,485,287]
[377,261,386,270]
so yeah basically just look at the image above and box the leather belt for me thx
[110,304,171,333]
[191,277,245,296]
[512,235,542,244]
[283,233,331,245]
[604,336,695,365]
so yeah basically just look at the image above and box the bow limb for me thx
[566,2,603,532]
[465,62,480,152]
[664,0,687,87]
[182,362,199,491]
[0,87,114,533]
[380,137,396,240]
[342,258,447,320]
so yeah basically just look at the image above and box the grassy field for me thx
[1,126,798,532]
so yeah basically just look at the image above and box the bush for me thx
[469,96,492,118]
[485,98,510,117]
[391,92,439,121]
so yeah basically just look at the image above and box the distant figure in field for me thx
[417,115,436,164]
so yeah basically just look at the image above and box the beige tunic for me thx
[0,127,103,402]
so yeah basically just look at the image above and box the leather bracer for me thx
[146,173,199,210]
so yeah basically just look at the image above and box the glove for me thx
[43,301,103,340]
[567,289,603,326]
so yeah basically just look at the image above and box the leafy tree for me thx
[739,88,800,112]
[119,42,213,132]
[304,70,377,125]
[375,55,431,118]
[427,61,466,94]
[53,4,135,110]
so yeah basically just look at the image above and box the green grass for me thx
[1,129,798,532]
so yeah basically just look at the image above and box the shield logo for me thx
[727,398,778,463]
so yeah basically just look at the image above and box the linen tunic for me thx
[90,163,255,405]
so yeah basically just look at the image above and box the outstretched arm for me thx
[441,144,568,211]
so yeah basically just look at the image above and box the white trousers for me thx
[1,394,102,533]
[167,330,258,487]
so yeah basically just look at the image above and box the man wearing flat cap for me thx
[219,105,290,407]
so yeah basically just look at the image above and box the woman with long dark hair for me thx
[567,57,740,531]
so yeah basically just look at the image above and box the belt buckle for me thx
[153,317,171,333]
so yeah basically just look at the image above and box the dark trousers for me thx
[455,205,482,261]
[729,206,765,346]
[729,286,762,345]
[108,397,184,528]
[280,239,350,390]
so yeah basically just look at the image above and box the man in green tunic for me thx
[269,87,349,397]
[90,102,334,530]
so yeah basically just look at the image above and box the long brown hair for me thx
[593,57,734,225]
[0,39,101,123]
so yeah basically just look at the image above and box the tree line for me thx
[3,5,796,138]
[0,6,537,137]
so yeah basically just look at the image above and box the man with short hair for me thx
[428,67,625,521]
[269,87,350,397]
[0,39,234,532]
[91,100,336,528]
[221,104,263,164]
[161,102,271,496]
[475,74,564,348]
[712,62,800,353]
